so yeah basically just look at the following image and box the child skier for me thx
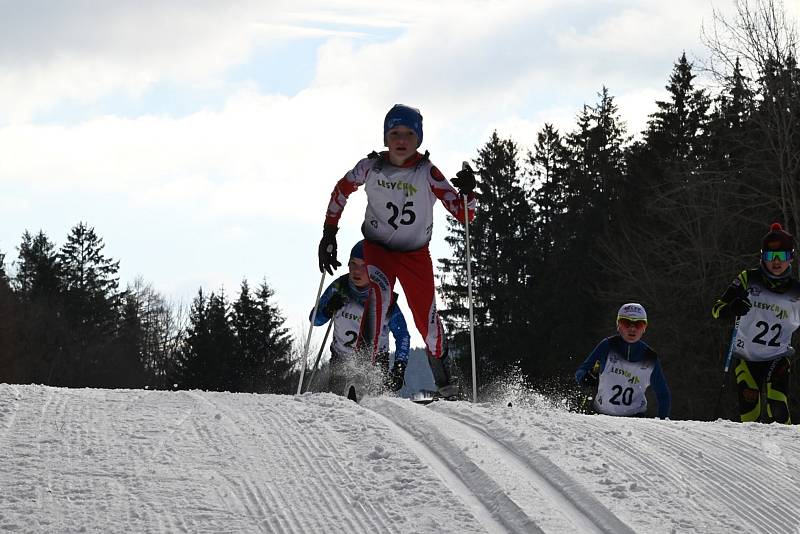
[575,303,671,419]
[312,241,411,395]
[317,104,477,398]
[711,222,799,424]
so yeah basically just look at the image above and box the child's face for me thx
[617,319,647,343]
[762,251,792,277]
[348,258,369,288]
[386,126,419,164]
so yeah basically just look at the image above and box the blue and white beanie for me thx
[384,104,423,146]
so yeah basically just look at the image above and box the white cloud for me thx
[0,0,779,342]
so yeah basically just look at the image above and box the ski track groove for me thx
[567,414,799,534]
[184,391,312,533]
[601,422,780,532]
[266,403,362,533]
[565,420,718,528]
[268,398,388,534]
[0,384,21,442]
[430,402,637,534]
[295,404,399,533]
[193,391,393,534]
[580,421,743,532]
[365,396,544,534]
[242,474,290,534]
[637,422,800,533]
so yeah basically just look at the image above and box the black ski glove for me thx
[451,163,477,196]
[322,292,345,318]
[318,224,341,275]
[580,361,600,388]
[580,370,599,388]
[729,296,752,317]
[387,360,406,391]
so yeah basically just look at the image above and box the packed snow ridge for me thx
[1,384,799,533]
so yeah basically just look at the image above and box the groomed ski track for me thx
[2,384,800,533]
[362,396,635,534]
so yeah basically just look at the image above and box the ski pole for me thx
[714,316,740,419]
[296,272,327,395]
[462,161,478,404]
[303,319,334,394]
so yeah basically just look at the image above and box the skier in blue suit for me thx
[312,240,411,394]
[575,303,671,419]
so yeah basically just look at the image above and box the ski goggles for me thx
[618,318,647,329]
[762,250,793,262]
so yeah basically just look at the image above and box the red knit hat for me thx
[761,222,794,252]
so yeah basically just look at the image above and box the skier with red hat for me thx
[712,222,800,424]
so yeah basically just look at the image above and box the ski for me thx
[409,390,440,405]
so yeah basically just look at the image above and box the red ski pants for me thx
[363,241,445,358]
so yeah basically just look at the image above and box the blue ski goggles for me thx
[762,250,793,262]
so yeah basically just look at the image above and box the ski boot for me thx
[427,348,459,401]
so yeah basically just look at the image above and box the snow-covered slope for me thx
[1,384,799,533]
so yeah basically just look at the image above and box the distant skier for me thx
[312,240,411,395]
[575,303,671,419]
[711,222,799,424]
[317,104,477,399]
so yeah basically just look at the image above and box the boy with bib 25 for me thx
[317,104,477,399]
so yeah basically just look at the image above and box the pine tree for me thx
[0,249,17,382]
[647,52,712,165]
[11,230,69,384]
[14,230,61,302]
[177,288,237,391]
[529,88,629,380]
[439,132,532,384]
[528,123,569,243]
[232,279,260,391]
[253,280,295,393]
[58,222,124,386]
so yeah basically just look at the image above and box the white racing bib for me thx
[330,298,364,357]
[330,295,392,357]
[361,160,438,251]
[735,280,800,362]
[594,351,655,416]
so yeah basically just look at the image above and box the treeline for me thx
[0,223,296,393]
[439,1,800,420]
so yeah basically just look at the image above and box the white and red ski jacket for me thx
[324,152,476,252]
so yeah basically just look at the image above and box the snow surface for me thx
[1,383,800,534]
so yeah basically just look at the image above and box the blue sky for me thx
[2,0,794,350]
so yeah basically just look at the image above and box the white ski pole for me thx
[296,272,327,395]
[462,161,478,403]
[303,319,334,394]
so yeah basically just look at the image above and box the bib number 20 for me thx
[610,385,634,406]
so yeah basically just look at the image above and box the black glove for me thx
[322,292,345,318]
[318,225,341,275]
[451,162,476,196]
[729,296,752,317]
[580,361,600,388]
[387,360,406,391]
[580,370,599,388]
